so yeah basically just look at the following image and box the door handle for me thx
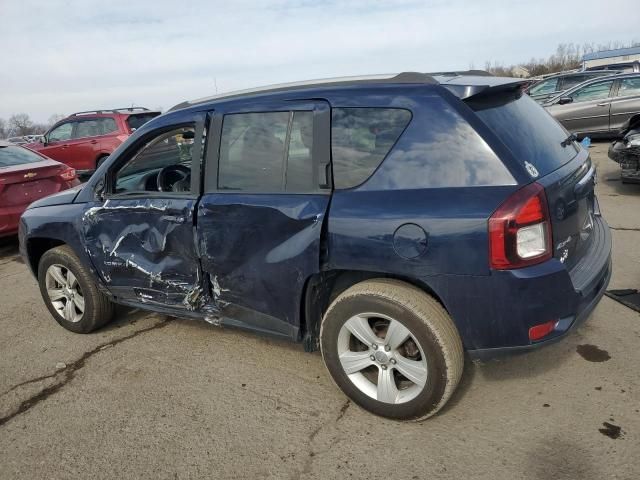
[61,144,69,148]
[90,140,98,144]
[596,103,609,107]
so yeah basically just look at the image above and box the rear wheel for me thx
[320,279,464,420]
[38,245,114,333]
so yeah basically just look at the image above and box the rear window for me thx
[0,146,43,168]
[127,113,160,131]
[332,108,411,189]
[469,93,577,177]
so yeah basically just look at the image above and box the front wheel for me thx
[38,245,114,333]
[320,279,464,420]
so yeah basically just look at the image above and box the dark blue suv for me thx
[19,72,611,420]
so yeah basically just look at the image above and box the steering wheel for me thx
[157,164,191,192]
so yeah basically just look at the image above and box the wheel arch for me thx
[299,269,450,352]
[25,237,66,277]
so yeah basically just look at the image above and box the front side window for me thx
[114,126,194,194]
[570,81,614,103]
[217,111,317,193]
[48,122,74,142]
[618,78,640,97]
[561,75,592,90]
[332,108,411,189]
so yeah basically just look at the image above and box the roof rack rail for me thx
[69,107,150,116]
[169,70,495,112]
[171,72,443,111]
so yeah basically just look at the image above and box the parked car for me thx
[544,73,640,137]
[526,70,619,103]
[0,141,79,237]
[24,134,44,143]
[6,136,28,145]
[19,72,611,420]
[26,108,160,173]
[608,115,640,182]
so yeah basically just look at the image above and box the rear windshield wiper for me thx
[561,133,578,147]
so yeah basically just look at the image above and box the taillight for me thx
[489,182,552,269]
[529,320,558,341]
[59,167,76,181]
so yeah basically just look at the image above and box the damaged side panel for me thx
[82,197,211,311]
[197,194,330,339]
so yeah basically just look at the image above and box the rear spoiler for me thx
[437,77,530,100]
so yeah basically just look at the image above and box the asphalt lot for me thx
[0,141,638,480]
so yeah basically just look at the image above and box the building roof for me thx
[583,46,640,61]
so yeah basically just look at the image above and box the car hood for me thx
[24,141,44,151]
[27,183,85,209]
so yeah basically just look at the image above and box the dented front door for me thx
[83,198,203,308]
[81,115,206,311]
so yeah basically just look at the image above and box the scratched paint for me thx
[81,198,213,311]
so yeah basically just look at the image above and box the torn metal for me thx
[82,198,219,312]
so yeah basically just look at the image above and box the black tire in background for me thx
[96,154,109,168]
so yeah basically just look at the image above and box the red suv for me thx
[26,108,160,172]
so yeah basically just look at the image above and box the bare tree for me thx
[47,113,66,128]
[485,40,640,77]
[0,118,7,139]
[8,113,33,136]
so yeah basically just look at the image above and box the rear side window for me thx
[127,113,160,131]
[217,111,317,192]
[618,78,640,97]
[470,93,577,177]
[75,118,118,138]
[561,75,592,90]
[332,108,411,189]
[0,145,43,167]
[100,118,118,134]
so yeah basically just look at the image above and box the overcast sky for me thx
[1,0,637,122]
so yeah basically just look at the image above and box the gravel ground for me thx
[0,141,638,480]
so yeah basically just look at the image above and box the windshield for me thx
[468,92,578,177]
[0,145,44,168]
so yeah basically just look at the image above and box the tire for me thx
[320,278,464,420]
[38,245,114,333]
[96,155,109,168]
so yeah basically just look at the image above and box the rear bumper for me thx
[459,215,612,360]
[468,255,611,360]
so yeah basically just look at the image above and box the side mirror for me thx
[558,96,573,105]
[94,177,106,201]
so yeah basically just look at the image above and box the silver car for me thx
[544,73,640,137]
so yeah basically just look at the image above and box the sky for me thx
[0,0,637,123]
